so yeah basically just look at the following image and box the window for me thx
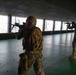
[45,20,53,31]
[54,21,61,31]
[36,19,43,31]
[62,22,67,30]
[0,15,8,33]
[11,16,27,33]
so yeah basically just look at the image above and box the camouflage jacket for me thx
[17,26,43,55]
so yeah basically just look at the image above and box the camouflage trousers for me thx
[17,53,45,75]
[72,40,76,55]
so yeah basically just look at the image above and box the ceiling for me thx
[0,0,76,20]
[46,0,76,11]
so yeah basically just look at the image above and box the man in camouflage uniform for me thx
[67,22,76,58]
[71,22,76,58]
[17,16,45,75]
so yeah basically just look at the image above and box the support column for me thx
[8,15,12,33]
[43,19,45,32]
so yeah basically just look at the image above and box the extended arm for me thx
[17,28,25,39]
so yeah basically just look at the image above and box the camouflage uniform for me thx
[17,26,44,75]
[72,29,76,55]
[67,22,76,58]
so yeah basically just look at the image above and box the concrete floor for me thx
[0,32,76,75]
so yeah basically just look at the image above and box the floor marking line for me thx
[44,55,70,71]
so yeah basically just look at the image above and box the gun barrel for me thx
[11,22,26,30]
